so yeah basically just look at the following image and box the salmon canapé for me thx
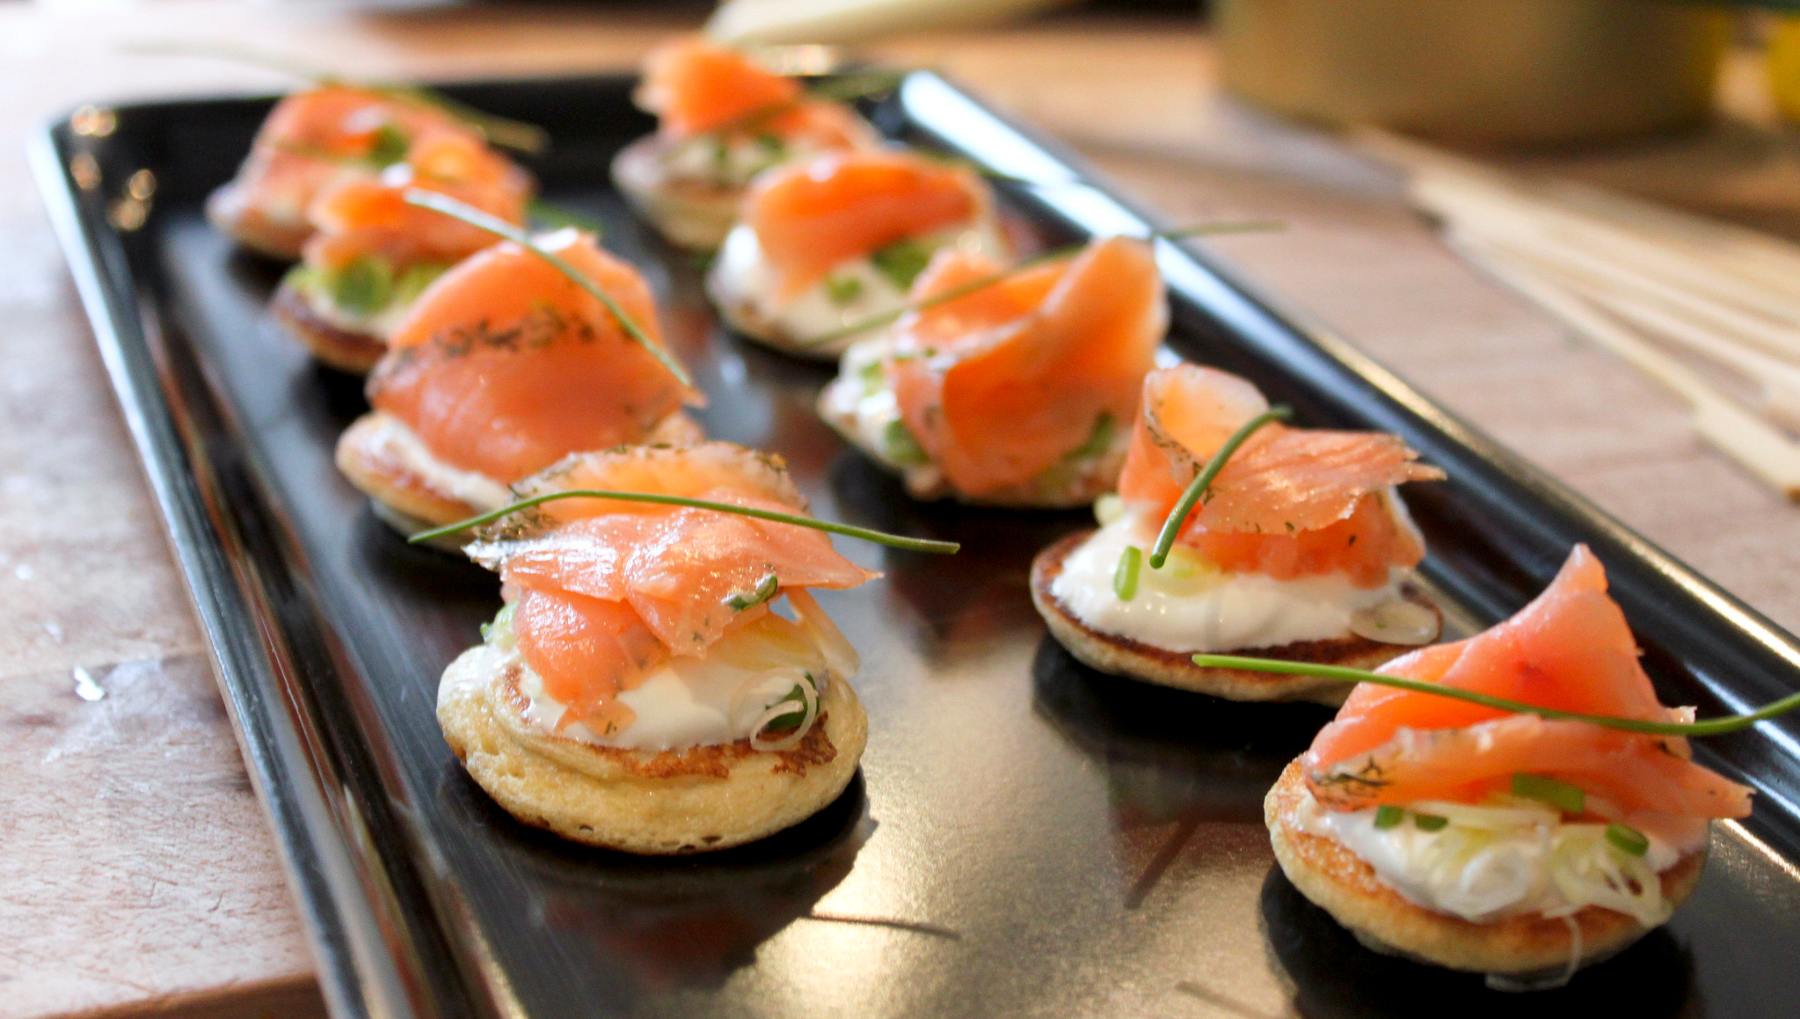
[819,236,1166,506]
[437,443,878,853]
[274,130,535,368]
[1033,363,1445,699]
[335,230,701,527]
[706,150,1007,356]
[1264,545,1751,968]
[1117,364,1443,588]
[207,85,483,259]
[1304,545,1753,826]
[613,36,876,250]
[464,443,876,736]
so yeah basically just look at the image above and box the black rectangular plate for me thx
[34,72,1800,1019]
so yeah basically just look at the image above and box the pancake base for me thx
[271,281,387,374]
[206,183,310,261]
[1029,530,1441,704]
[437,648,867,854]
[611,136,741,252]
[1265,760,1704,981]
[335,412,487,533]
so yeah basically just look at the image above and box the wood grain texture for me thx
[2,4,1796,1016]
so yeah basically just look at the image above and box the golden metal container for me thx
[1216,0,1732,146]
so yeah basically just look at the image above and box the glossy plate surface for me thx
[34,73,1800,1019]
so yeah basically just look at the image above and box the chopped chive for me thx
[825,275,865,306]
[1147,407,1291,569]
[1605,822,1650,857]
[881,419,931,467]
[1511,773,1586,814]
[1113,545,1143,602]
[760,685,810,732]
[793,221,1282,351]
[1186,654,1800,738]
[364,122,411,166]
[869,238,935,290]
[726,572,780,611]
[1413,813,1449,832]
[330,256,394,315]
[408,487,960,554]
[401,189,692,388]
[1373,805,1405,829]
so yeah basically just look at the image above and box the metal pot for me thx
[1215,0,1732,146]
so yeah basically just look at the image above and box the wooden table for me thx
[4,5,1797,1017]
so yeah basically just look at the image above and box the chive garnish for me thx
[330,255,394,316]
[1605,822,1651,857]
[825,275,864,306]
[1146,407,1292,569]
[408,488,960,554]
[1413,813,1449,832]
[1511,773,1586,814]
[792,221,1283,350]
[122,42,548,153]
[1186,654,1800,738]
[760,681,811,733]
[869,238,935,290]
[401,189,692,388]
[1113,545,1143,602]
[1373,805,1405,829]
[727,572,780,611]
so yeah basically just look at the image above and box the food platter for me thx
[34,70,1800,1018]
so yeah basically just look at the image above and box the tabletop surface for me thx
[5,4,1799,1017]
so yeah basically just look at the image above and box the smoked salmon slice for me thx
[742,151,988,299]
[1304,545,1754,821]
[638,37,801,139]
[367,230,699,481]
[885,237,1166,496]
[473,444,877,731]
[1117,365,1442,586]
[636,37,868,145]
[208,85,478,256]
[301,130,533,275]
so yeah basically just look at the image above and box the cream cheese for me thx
[1291,788,1687,926]
[362,413,514,511]
[816,339,945,492]
[707,218,1007,355]
[659,132,840,188]
[1050,509,1410,652]
[444,603,840,752]
[292,272,417,341]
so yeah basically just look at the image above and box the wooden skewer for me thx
[1451,232,1800,502]
[1360,129,1800,304]
[1541,267,1800,434]
[1410,171,1800,332]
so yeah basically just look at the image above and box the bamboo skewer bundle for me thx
[1361,130,1800,502]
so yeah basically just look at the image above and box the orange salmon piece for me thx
[485,445,877,730]
[743,151,985,298]
[638,37,802,138]
[368,232,696,480]
[1117,364,1441,585]
[887,237,1165,495]
[1304,545,1753,820]
[303,131,533,270]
